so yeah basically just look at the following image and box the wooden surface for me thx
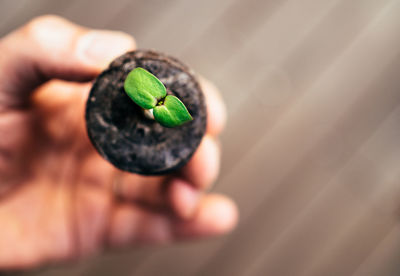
[2,0,400,275]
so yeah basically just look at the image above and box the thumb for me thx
[0,15,136,108]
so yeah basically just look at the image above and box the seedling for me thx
[124,67,193,127]
[86,50,206,174]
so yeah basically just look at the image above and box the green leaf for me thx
[153,95,193,128]
[124,67,166,109]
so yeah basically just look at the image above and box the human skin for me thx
[0,15,238,269]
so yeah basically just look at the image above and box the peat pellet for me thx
[85,50,207,175]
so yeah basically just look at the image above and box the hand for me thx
[0,15,238,269]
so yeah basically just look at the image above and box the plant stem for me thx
[143,108,155,120]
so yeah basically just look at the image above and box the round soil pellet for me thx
[85,50,207,175]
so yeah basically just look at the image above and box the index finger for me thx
[199,77,227,137]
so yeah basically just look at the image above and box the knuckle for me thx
[24,15,70,41]
[27,14,65,29]
[22,15,78,52]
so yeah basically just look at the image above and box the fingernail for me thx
[170,179,201,219]
[77,30,135,68]
[181,184,201,218]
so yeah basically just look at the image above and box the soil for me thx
[85,50,207,175]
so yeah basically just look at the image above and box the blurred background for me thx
[2,0,400,275]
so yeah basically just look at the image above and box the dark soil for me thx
[85,50,207,175]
